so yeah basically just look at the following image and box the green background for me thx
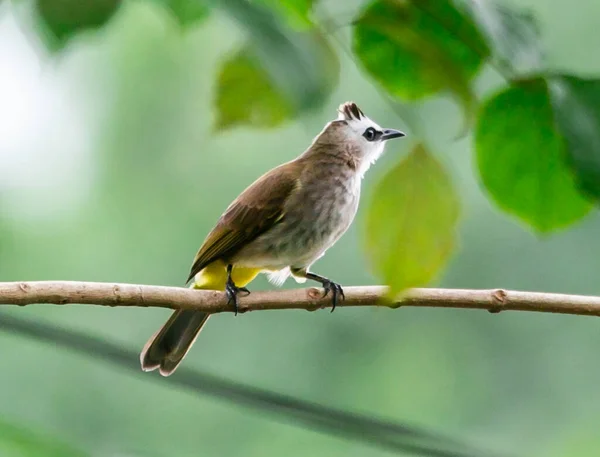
[1,0,600,455]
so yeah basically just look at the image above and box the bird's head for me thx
[309,102,406,176]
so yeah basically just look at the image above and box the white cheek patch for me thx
[334,102,388,176]
[359,142,385,176]
[343,117,386,176]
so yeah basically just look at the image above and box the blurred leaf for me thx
[304,30,340,104]
[353,0,489,125]
[364,144,460,295]
[549,75,600,201]
[214,46,293,130]
[255,0,314,30]
[460,0,542,75]
[0,418,86,457]
[216,0,339,113]
[35,0,121,50]
[214,31,338,130]
[154,0,212,27]
[475,78,592,232]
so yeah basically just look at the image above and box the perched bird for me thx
[140,101,405,376]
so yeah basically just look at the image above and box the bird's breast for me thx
[233,173,361,269]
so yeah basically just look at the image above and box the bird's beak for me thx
[381,129,406,141]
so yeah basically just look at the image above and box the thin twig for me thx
[1,281,600,317]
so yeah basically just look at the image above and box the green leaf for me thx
[153,0,211,28]
[34,0,121,50]
[254,0,314,30]
[214,31,338,130]
[214,46,293,130]
[218,0,339,114]
[0,418,87,457]
[364,144,460,295]
[475,78,592,232]
[353,0,489,121]
[459,0,542,75]
[548,75,600,201]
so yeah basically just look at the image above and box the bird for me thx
[140,101,406,376]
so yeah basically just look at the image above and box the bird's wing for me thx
[186,162,299,283]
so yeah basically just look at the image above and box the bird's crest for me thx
[337,102,365,122]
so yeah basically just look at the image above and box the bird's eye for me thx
[363,127,377,142]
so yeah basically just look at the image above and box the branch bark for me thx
[1,281,600,317]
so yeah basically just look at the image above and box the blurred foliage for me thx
[353,0,488,124]
[24,0,600,292]
[153,0,212,27]
[214,46,293,130]
[1,312,486,457]
[549,76,600,200]
[213,0,339,115]
[34,0,121,50]
[214,30,339,130]
[254,0,314,30]
[365,144,459,295]
[459,0,542,75]
[3,0,600,455]
[475,79,592,232]
[0,418,86,457]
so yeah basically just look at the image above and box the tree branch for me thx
[1,281,600,317]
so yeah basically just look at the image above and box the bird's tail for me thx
[140,262,261,376]
[140,308,210,376]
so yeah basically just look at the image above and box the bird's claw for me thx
[238,287,251,297]
[225,281,250,316]
[322,280,345,312]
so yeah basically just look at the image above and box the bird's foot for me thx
[322,280,345,312]
[225,278,250,316]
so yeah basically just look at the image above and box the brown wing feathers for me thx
[186,163,299,283]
